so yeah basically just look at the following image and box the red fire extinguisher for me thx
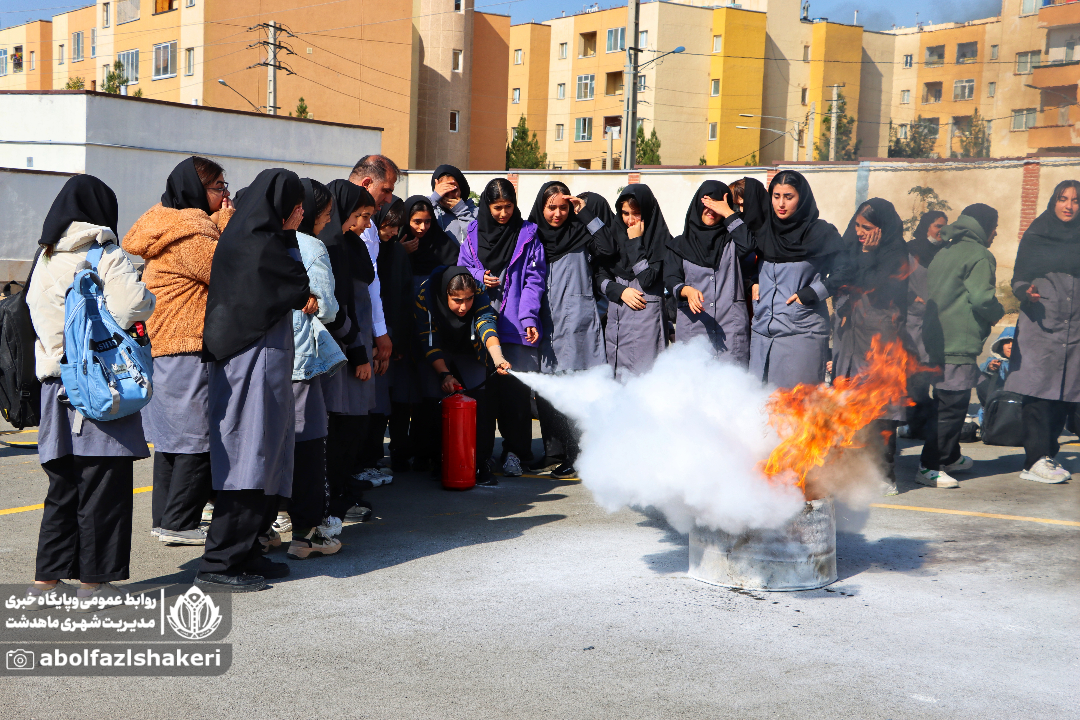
[441,392,476,490]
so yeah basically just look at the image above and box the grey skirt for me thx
[142,353,210,455]
[750,332,829,389]
[38,377,149,465]
[293,378,328,442]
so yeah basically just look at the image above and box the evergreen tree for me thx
[294,96,311,119]
[636,124,661,166]
[505,116,547,169]
[957,109,990,158]
[102,61,127,94]
[64,77,85,90]
[902,186,952,235]
[888,116,937,159]
[744,151,758,167]
[814,91,861,161]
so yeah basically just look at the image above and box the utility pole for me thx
[827,84,844,161]
[622,0,640,170]
[806,102,815,161]
[267,20,277,115]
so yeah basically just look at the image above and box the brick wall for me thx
[1019,160,1041,240]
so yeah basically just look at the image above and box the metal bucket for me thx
[688,498,837,591]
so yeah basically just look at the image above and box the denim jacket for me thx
[293,232,346,381]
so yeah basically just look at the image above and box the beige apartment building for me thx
[1,0,511,170]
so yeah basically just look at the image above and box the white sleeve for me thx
[363,226,387,337]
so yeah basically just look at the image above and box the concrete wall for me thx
[0,168,76,280]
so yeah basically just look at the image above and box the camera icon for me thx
[6,649,35,671]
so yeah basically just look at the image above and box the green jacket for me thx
[923,215,1006,366]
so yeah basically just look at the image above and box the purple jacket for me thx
[458,219,546,347]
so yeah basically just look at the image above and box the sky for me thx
[2,0,1003,32]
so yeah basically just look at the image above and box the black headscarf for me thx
[320,179,375,285]
[431,165,470,200]
[667,180,733,268]
[297,178,329,237]
[425,266,480,354]
[1014,188,1080,282]
[160,156,212,215]
[203,168,310,361]
[744,171,843,263]
[39,175,118,246]
[611,184,670,280]
[907,210,948,268]
[962,203,999,238]
[400,195,459,276]
[372,195,403,231]
[528,181,590,265]
[476,184,523,278]
[839,198,908,304]
[579,191,614,226]
[232,186,249,209]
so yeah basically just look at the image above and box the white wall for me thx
[0,168,78,281]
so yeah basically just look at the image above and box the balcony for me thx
[1040,0,1080,29]
[1028,122,1080,150]
[1031,60,1080,89]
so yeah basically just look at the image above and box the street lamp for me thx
[623,43,685,170]
[217,78,261,113]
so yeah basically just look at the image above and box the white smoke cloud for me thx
[516,339,810,535]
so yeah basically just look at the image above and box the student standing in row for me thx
[123,156,230,546]
[198,168,311,592]
[430,164,477,245]
[26,175,156,604]
[458,179,545,476]
[665,180,755,366]
[528,182,616,476]
[596,184,670,380]
[1005,180,1080,484]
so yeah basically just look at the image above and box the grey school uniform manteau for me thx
[142,352,209,455]
[605,277,665,379]
[38,378,150,465]
[750,258,831,388]
[1006,272,1080,402]
[672,241,750,366]
[540,248,606,373]
[207,314,295,496]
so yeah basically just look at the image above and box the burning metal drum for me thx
[689,499,837,591]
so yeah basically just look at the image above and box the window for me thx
[449,110,459,132]
[187,0,195,6]
[898,124,909,140]
[990,44,998,60]
[183,47,194,75]
[117,0,140,24]
[802,45,810,62]
[555,124,564,141]
[452,49,462,72]
[29,51,35,70]
[639,30,647,48]
[558,42,567,60]
[153,41,177,79]
[903,54,913,68]
[956,42,977,64]
[1012,108,1037,130]
[713,35,723,53]
[117,49,139,84]
[712,79,720,97]
[513,49,523,65]
[800,87,807,104]
[72,32,84,62]
[454,0,462,11]
[953,78,975,101]
[103,3,111,27]
[91,28,97,58]
[576,74,594,100]
[155,0,178,12]
[58,45,65,65]
[988,82,996,98]
[637,73,645,92]
[923,82,942,104]
[1021,0,1036,15]
[923,117,940,139]
[605,71,623,95]
[901,89,911,104]
[1060,105,1070,125]
[1016,50,1041,74]
[925,45,945,68]
[606,27,625,53]
[557,83,566,100]
[13,46,22,73]
[603,116,621,139]
[0,50,7,76]
[576,159,591,170]
[512,88,520,104]
[1067,41,1076,63]
[579,32,596,58]
[575,117,593,142]
[708,122,717,141]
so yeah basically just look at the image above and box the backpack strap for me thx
[85,239,108,272]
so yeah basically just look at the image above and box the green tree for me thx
[956,109,990,158]
[888,116,937,159]
[64,76,85,90]
[102,61,127,94]
[814,91,861,161]
[699,155,707,166]
[902,186,952,235]
[744,151,758,167]
[132,88,143,98]
[636,124,661,165]
[294,96,311,119]
[505,115,547,170]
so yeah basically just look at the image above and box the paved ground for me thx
[0,416,1076,719]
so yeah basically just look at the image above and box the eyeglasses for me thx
[206,182,230,194]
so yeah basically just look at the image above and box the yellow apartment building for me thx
[52,6,98,90]
[0,21,53,91]
[508,22,551,155]
[705,7,766,166]
[1029,0,1080,152]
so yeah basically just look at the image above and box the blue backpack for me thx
[59,241,153,421]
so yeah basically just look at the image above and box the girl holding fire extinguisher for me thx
[415,266,512,487]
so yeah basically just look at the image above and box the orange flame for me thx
[759,336,920,498]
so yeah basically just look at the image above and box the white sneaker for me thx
[942,455,974,474]
[1019,457,1071,484]
[915,467,960,488]
[896,425,913,439]
[201,502,215,523]
[320,516,343,538]
[502,452,523,477]
[352,469,384,487]
[272,512,292,534]
[377,466,394,476]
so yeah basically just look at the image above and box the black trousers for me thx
[151,451,212,532]
[36,456,134,583]
[536,394,580,464]
[919,389,970,470]
[905,372,935,440]
[491,372,534,462]
[290,437,327,531]
[199,490,278,575]
[387,402,418,463]
[361,413,388,469]
[1021,396,1072,469]
[327,413,368,519]
[866,419,899,483]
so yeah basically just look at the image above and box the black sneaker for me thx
[194,571,267,593]
[550,462,577,478]
[528,456,559,472]
[243,555,290,580]
[475,468,499,487]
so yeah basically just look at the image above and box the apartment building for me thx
[1029,0,1080,152]
[0,21,53,90]
[1,0,510,170]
